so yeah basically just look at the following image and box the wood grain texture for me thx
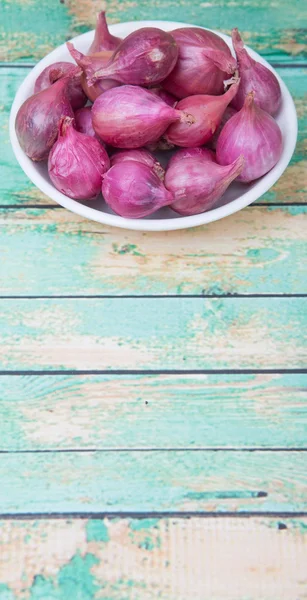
[0,0,306,63]
[1,374,306,451]
[0,518,306,600]
[1,0,306,596]
[0,297,306,371]
[1,67,306,207]
[1,206,307,295]
[0,450,306,513]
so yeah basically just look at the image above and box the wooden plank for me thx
[0,297,305,371]
[1,374,306,451]
[0,450,306,513]
[0,517,306,599]
[1,67,306,206]
[1,206,307,295]
[0,0,306,63]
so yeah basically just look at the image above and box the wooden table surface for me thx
[0,1,306,598]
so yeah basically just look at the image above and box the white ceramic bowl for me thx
[10,20,297,231]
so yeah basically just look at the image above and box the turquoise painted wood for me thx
[0,0,306,595]
[0,0,306,63]
[0,206,307,295]
[1,67,306,207]
[0,297,305,370]
[1,374,306,451]
[0,518,306,600]
[0,450,306,513]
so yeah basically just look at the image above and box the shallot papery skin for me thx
[163,27,237,98]
[67,42,117,102]
[231,28,281,116]
[90,27,179,86]
[216,92,283,182]
[102,161,173,218]
[92,85,192,148]
[34,62,87,110]
[74,106,105,146]
[165,151,244,215]
[88,11,121,53]
[165,77,240,147]
[111,149,165,179]
[15,77,74,161]
[48,117,110,200]
[210,105,237,150]
[167,147,216,168]
[148,87,178,107]
[74,106,95,137]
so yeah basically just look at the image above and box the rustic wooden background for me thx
[0,0,306,598]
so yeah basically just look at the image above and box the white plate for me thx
[10,20,298,231]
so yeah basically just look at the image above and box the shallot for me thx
[231,28,281,116]
[89,27,178,86]
[216,92,282,182]
[163,27,237,98]
[15,77,74,161]
[34,62,87,110]
[165,76,240,147]
[48,117,110,200]
[74,106,105,145]
[165,149,244,215]
[102,161,173,218]
[88,11,121,54]
[67,43,117,102]
[167,147,216,166]
[148,87,177,107]
[111,149,165,179]
[92,85,193,148]
[15,9,286,219]
[210,105,237,150]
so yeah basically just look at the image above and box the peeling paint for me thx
[0,519,306,599]
[86,521,109,543]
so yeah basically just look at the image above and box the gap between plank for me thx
[0,511,306,520]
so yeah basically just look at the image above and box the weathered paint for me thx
[1,67,306,207]
[24,552,100,600]
[0,297,306,370]
[1,0,307,596]
[0,205,306,294]
[0,0,72,63]
[0,450,306,513]
[0,0,306,63]
[86,520,110,542]
[0,518,306,599]
[0,374,306,451]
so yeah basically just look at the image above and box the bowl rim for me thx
[9,20,298,232]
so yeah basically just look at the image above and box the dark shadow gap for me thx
[0,511,306,520]
[0,369,306,376]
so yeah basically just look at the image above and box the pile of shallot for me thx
[15,12,283,218]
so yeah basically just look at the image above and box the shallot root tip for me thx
[245,90,256,105]
[181,112,195,126]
